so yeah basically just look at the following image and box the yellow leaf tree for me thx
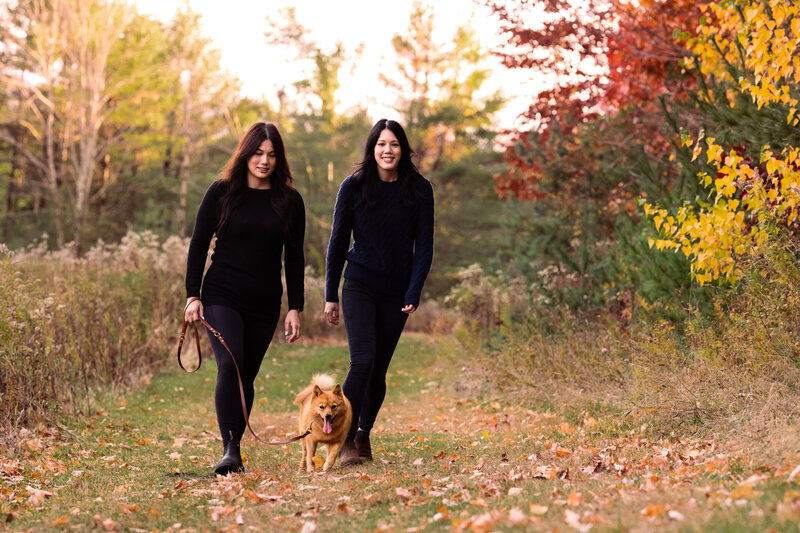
[645,0,800,285]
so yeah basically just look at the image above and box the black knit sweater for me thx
[185,180,305,321]
[325,175,434,307]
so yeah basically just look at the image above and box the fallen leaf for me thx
[51,515,70,527]
[530,504,548,516]
[564,509,591,532]
[730,485,758,500]
[465,511,498,532]
[668,510,685,521]
[640,504,667,517]
[396,488,414,499]
[568,492,583,507]
[25,486,55,505]
[508,487,523,496]
[506,507,528,526]
[92,514,118,531]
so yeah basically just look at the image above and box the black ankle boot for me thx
[355,429,372,461]
[339,434,362,465]
[214,440,244,475]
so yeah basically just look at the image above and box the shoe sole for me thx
[214,464,244,475]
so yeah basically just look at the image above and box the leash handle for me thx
[177,318,312,446]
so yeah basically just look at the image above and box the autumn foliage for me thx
[487,0,703,203]
[645,0,800,284]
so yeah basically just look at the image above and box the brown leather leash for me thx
[177,317,312,446]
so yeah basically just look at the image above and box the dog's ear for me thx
[332,384,343,396]
[313,385,323,397]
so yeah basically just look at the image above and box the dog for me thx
[293,374,352,472]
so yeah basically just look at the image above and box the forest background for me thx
[3,0,800,512]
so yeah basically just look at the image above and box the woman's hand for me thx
[284,309,301,342]
[401,304,416,314]
[324,302,340,325]
[184,298,204,323]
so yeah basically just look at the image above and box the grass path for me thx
[2,334,800,532]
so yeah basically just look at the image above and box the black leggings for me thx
[204,305,278,445]
[341,279,408,438]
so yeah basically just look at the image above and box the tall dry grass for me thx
[446,254,800,433]
[0,232,449,431]
[0,232,188,429]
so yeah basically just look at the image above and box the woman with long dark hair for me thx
[324,119,434,465]
[184,122,305,475]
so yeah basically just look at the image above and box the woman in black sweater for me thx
[324,119,434,465]
[184,122,305,475]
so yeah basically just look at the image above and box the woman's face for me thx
[246,139,276,188]
[374,129,401,176]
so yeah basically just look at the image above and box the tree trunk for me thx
[175,72,193,237]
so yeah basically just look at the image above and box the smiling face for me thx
[246,139,276,188]
[373,128,401,181]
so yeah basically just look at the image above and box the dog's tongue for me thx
[323,419,332,434]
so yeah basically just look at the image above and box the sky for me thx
[132,0,538,129]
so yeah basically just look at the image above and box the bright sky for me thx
[133,0,538,129]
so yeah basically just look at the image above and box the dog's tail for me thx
[293,373,337,404]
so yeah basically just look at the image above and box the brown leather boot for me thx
[355,429,372,461]
[338,434,362,465]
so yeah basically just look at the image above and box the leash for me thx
[177,317,313,446]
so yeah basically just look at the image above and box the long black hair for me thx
[351,119,424,209]
[217,122,298,243]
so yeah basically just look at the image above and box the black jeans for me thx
[341,279,409,438]
[204,305,278,445]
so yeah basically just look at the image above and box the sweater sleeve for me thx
[404,178,435,308]
[185,181,223,298]
[285,190,306,312]
[325,178,355,303]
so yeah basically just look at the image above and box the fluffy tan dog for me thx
[293,374,352,472]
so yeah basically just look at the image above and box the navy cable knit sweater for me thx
[325,175,434,307]
[185,180,305,321]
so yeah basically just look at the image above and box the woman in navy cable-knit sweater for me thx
[324,119,434,465]
[184,122,305,475]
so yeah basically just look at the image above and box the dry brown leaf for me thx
[92,514,118,531]
[533,465,557,480]
[640,504,667,518]
[395,487,414,499]
[25,485,54,505]
[507,508,528,526]
[568,491,583,507]
[564,509,591,532]
[51,514,70,527]
[300,521,317,533]
[209,505,236,521]
[730,485,758,500]
[465,511,499,532]
[784,490,800,502]
[530,504,548,516]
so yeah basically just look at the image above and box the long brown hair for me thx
[217,122,298,242]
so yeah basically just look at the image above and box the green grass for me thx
[4,333,800,532]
